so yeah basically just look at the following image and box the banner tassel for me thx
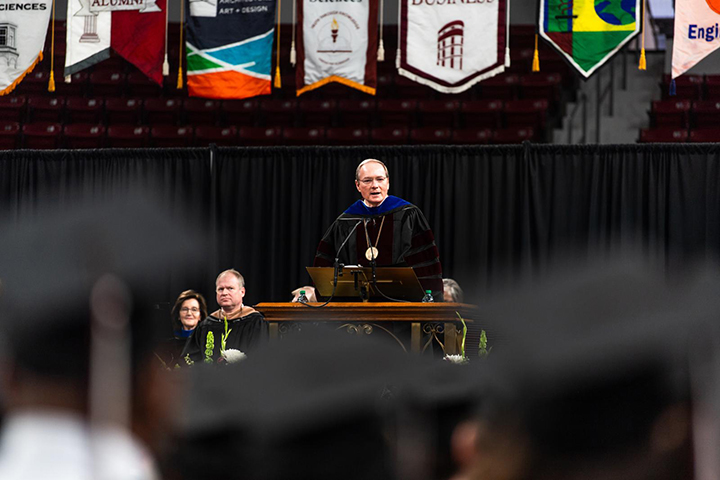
[163,0,170,76]
[639,0,647,70]
[290,40,296,66]
[65,75,71,83]
[378,0,385,61]
[48,0,56,92]
[532,34,540,72]
[274,0,282,89]
[274,66,282,88]
[177,0,185,89]
[669,78,676,96]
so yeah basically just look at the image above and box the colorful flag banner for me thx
[65,0,166,84]
[671,0,720,78]
[397,0,508,94]
[539,0,640,78]
[0,0,52,95]
[185,0,276,99]
[296,0,377,96]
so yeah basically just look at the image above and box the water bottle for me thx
[298,290,309,304]
[421,290,434,303]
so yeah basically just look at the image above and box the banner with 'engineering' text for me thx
[397,0,508,93]
[296,0,378,96]
[672,0,720,78]
[0,0,52,95]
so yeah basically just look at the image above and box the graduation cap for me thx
[175,329,412,480]
[483,259,720,476]
[0,193,203,425]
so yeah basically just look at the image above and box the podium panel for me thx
[255,302,477,355]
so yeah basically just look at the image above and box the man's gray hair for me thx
[216,268,245,287]
[355,159,390,181]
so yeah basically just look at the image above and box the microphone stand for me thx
[300,218,363,309]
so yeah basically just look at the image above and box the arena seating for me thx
[0,23,573,149]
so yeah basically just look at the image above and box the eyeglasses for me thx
[180,307,201,314]
[359,176,387,185]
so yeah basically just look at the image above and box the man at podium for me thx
[314,159,443,300]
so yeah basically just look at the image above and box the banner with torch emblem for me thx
[0,0,52,95]
[397,0,509,93]
[295,0,378,95]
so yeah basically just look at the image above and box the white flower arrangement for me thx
[443,354,469,365]
[221,348,247,364]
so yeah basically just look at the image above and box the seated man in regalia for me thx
[314,159,443,301]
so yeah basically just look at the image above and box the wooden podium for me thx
[255,302,476,354]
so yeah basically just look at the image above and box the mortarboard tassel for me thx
[669,78,676,96]
[532,34,540,72]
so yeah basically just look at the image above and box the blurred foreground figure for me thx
[448,261,720,480]
[174,330,411,480]
[0,195,201,480]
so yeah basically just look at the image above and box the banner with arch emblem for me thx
[397,0,509,94]
[0,0,52,95]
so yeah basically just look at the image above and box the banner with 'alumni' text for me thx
[0,0,52,95]
[296,0,378,95]
[397,0,508,93]
[65,0,167,84]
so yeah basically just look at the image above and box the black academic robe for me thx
[181,312,268,363]
[314,196,443,300]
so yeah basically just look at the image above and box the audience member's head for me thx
[443,278,464,303]
[215,269,246,314]
[171,289,208,331]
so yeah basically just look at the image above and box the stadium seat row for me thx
[2,123,538,149]
[0,96,550,131]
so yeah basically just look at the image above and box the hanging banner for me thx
[185,0,276,99]
[65,0,166,84]
[539,0,640,78]
[0,0,52,95]
[397,0,508,94]
[671,0,720,78]
[296,0,377,96]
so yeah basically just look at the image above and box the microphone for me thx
[334,219,363,287]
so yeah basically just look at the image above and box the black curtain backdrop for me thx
[2,144,720,308]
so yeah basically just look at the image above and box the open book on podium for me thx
[306,266,425,302]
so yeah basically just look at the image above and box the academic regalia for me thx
[314,195,443,301]
[156,329,193,368]
[181,308,268,363]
